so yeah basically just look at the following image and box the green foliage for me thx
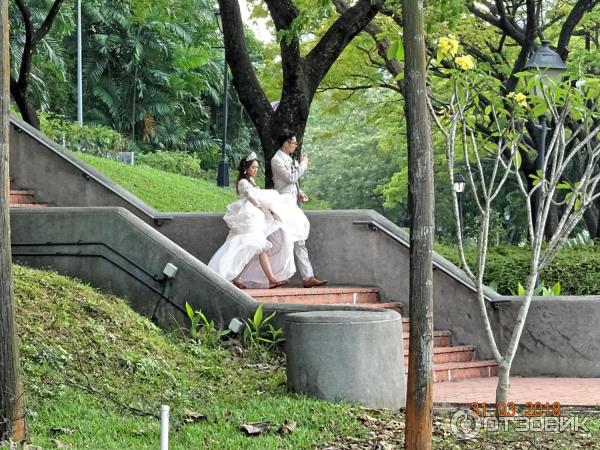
[40,112,128,157]
[76,153,237,212]
[437,244,600,295]
[185,302,229,347]
[242,304,285,354]
[137,151,202,178]
[302,93,407,226]
[515,281,561,296]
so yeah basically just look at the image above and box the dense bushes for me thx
[40,113,127,158]
[436,244,600,295]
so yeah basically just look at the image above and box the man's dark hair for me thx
[277,129,296,147]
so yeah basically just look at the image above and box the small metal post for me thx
[160,404,169,450]
[77,0,83,126]
[216,60,229,187]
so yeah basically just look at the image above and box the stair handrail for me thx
[10,115,174,225]
[352,219,500,303]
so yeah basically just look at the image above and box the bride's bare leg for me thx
[259,251,277,283]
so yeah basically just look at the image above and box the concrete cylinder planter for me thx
[285,309,406,409]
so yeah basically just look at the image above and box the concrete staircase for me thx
[248,286,498,383]
[9,178,47,208]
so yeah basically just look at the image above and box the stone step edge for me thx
[405,360,498,375]
[404,345,474,356]
[431,360,497,370]
[403,331,450,338]
[10,204,48,208]
[248,286,379,297]
[9,189,35,195]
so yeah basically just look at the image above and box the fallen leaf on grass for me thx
[50,427,75,435]
[241,422,271,435]
[278,420,297,434]
[50,439,72,449]
[182,409,207,423]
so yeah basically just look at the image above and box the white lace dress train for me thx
[208,179,309,288]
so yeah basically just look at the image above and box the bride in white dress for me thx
[208,152,310,289]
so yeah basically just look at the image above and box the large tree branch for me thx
[332,0,404,93]
[557,0,598,60]
[505,0,537,93]
[217,0,272,133]
[32,0,66,45]
[305,0,384,95]
[13,0,33,88]
[263,0,299,31]
[467,2,525,44]
[263,0,303,97]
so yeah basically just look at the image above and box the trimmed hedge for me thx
[435,244,600,295]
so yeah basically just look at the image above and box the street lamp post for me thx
[453,174,465,242]
[214,11,229,188]
[524,40,566,211]
[77,0,83,126]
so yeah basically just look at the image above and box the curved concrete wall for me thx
[8,117,600,377]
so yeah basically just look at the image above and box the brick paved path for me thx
[434,377,600,406]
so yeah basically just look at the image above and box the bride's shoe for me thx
[232,280,248,289]
[269,280,288,289]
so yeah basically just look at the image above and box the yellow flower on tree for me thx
[438,35,459,57]
[507,91,528,108]
[454,55,475,70]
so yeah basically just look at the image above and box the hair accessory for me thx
[245,151,257,162]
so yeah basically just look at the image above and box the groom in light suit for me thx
[271,129,327,288]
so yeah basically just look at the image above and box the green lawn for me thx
[76,153,330,212]
[11,265,600,449]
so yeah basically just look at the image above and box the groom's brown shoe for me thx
[303,277,328,288]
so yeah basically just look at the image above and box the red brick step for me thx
[404,345,475,365]
[404,331,451,347]
[247,286,379,305]
[9,186,47,208]
[245,286,498,382]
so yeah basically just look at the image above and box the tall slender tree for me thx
[1,0,26,442]
[403,0,434,447]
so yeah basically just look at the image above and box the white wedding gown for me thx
[208,179,309,288]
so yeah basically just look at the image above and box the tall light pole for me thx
[453,174,465,243]
[524,40,566,213]
[77,0,83,126]
[214,10,229,188]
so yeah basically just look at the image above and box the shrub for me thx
[136,150,201,178]
[40,113,127,158]
[435,243,600,295]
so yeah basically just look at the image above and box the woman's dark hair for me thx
[236,157,258,193]
[277,129,296,148]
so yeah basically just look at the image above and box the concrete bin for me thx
[285,310,406,409]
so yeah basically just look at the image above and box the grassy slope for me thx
[76,153,237,212]
[15,265,368,449]
[13,265,600,449]
[76,153,330,212]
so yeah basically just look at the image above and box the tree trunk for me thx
[495,363,510,404]
[217,0,382,186]
[403,0,435,448]
[10,85,39,129]
[0,0,27,441]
